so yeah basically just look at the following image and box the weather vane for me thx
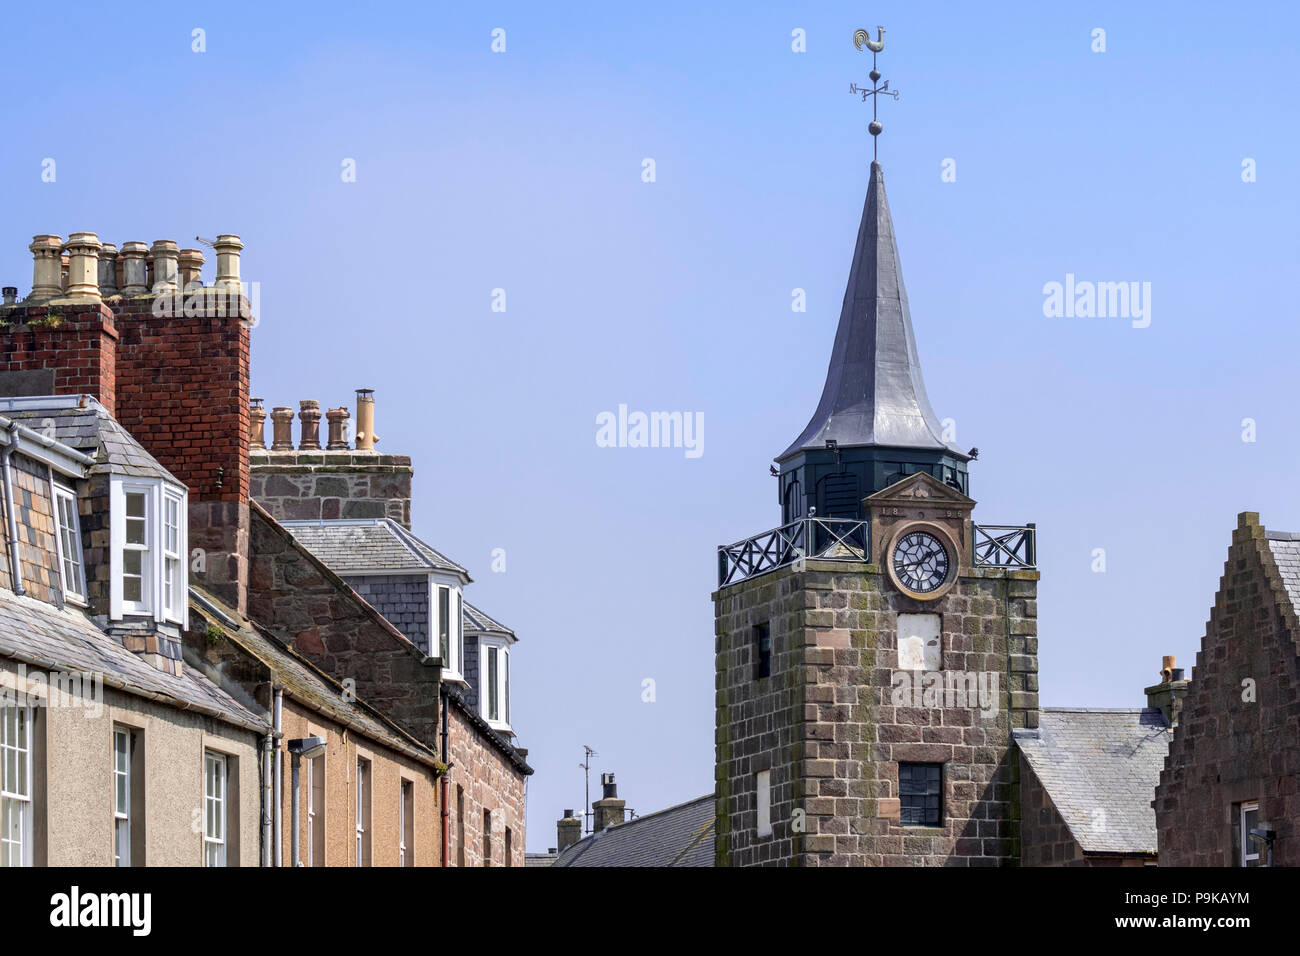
[849,27,898,161]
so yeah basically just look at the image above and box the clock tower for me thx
[713,40,1039,866]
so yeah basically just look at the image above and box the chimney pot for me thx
[178,248,205,291]
[119,242,149,295]
[249,399,267,450]
[64,232,103,302]
[298,400,322,450]
[25,235,64,302]
[270,406,295,451]
[355,388,378,451]
[98,243,120,297]
[2,287,16,305]
[150,240,180,294]
[213,234,243,291]
[326,406,351,450]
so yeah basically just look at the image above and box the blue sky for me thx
[2,1,1297,850]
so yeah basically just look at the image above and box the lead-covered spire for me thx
[778,161,965,461]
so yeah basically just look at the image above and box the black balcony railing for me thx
[717,517,869,588]
[971,524,1037,570]
[717,519,1037,587]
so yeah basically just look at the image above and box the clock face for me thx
[891,529,951,595]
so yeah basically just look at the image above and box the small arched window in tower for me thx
[783,478,803,523]
[816,473,860,519]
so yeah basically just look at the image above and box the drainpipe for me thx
[1,424,25,596]
[273,687,284,866]
[441,689,451,867]
[287,737,326,868]
[261,727,274,866]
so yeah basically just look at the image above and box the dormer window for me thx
[480,638,511,732]
[110,477,188,626]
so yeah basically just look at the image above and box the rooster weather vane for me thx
[850,27,898,161]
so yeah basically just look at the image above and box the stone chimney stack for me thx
[1145,655,1190,726]
[592,772,626,832]
[556,809,582,852]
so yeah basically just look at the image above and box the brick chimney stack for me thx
[1145,655,1190,725]
[592,773,626,831]
[556,809,582,852]
[0,229,253,614]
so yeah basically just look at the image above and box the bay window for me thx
[110,478,188,626]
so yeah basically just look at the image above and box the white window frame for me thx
[50,480,86,604]
[113,727,131,866]
[479,638,511,732]
[355,757,371,866]
[162,489,185,622]
[433,580,464,680]
[110,478,188,627]
[0,706,33,867]
[1240,801,1260,867]
[204,751,227,867]
[307,752,323,867]
[399,780,412,867]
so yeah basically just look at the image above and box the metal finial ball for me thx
[869,69,881,83]
[868,120,883,136]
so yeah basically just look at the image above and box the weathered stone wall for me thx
[1019,755,1087,866]
[1154,513,1300,867]
[715,558,1038,866]
[447,699,527,866]
[251,450,412,528]
[246,503,442,750]
[344,574,430,654]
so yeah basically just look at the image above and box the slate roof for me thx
[462,600,513,637]
[552,794,715,867]
[1013,708,1172,856]
[0,589,264,732]
[0,396,178,481]
[1265,531,1300,609]
[524,851,558,868]
[189,587,443,768]
[779,161,967,462]
[281,518,468,576]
